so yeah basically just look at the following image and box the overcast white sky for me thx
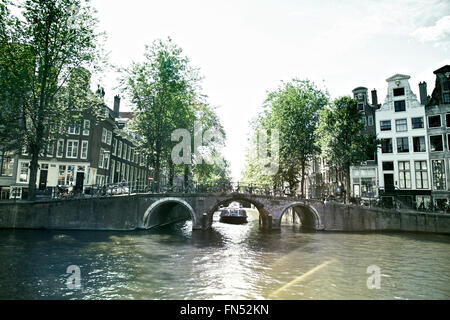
[90,0,450,180]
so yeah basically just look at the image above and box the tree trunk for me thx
[345,166,351,204]
[27,144,39,201]
[168,159,174,187]
[183,166,190,190]
[154,155,161,192]
[300,160,306,198]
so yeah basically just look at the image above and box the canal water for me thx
[0,209,449,300]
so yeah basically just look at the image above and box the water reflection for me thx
[0,207,449,300]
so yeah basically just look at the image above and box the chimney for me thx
[419,82,428,105]
[113,95,121,118]
[371,89,378,107]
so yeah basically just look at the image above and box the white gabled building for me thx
[376,74,431,208]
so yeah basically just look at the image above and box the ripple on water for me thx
[0,223,449,299]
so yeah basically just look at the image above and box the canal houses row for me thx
[352,65,450,209]
[303,65,450,209]
[0,94,150,200]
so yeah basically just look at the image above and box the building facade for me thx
[424,65,450,208]
[5,96,149,199]
[0,150,18,199]
[376,74,431,208]
[350,87,379,203]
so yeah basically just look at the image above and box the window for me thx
[56,139,64,158]
[0,150,14,177]
[361,117,366,127]
[448,134,450,151]
[112,139,117,155]
[430,135,443,152]
[102,128,108,144]
[83,120,90,136]
[381,139,393,153]
[444,80,450,91]
[413,136,426,152]
[380,120,391,131]
[446,114,450,128]
[99,149,110,169]
[396,119,407,132]
[428,115,441,128]
[19,162,29,182]
[432,160,446,190]
[46,141,55,157]
[368,115,373,126]
[393,88,405,97]
[66,140,79,158]
[398,161,411,189]
[68,122,80,135]
[95,175,104,186]
[444,93,450,104]
[99,149,104,169]
[411,117,424,129]
[415,161,429,189]
[81,141,88,159]
[104,151,110,170]
[382,162,394,171]
[397,137,409,153]
[357,103,364,111]
[394,100,406,112]
[58,165,67,185]
[106,131,112,145]
[123,144,127,159]
[118,141,122,158]
[127,146,131,161]
[116,160,121,181]
[110,160,115,182]
[443,80,450,103]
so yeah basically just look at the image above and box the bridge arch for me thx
[207,196,268,216]
[143,198,197,229]
[278,202,323,230]
[205,195,271,228]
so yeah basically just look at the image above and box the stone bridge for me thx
[142,192,325,230]
[1,192,450,234]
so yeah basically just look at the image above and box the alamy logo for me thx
[171,121,225,167]
[66,265,81,290]
[366,265,381,290]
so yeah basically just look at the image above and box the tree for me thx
[242,79,328,195]
[0,0,104,200]
[121,38,230,188]
[120,38,199,189]
[316,96,378,203]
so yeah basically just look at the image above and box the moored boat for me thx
[219,202,248,224]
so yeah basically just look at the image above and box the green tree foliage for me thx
[0,0,104,200]
[317,96,378,203]
[242,79,328,195]
[121,38,229,187]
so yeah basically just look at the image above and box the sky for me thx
[90,0,450,180]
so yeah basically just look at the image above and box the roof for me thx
[352,87,368,92]
[433,65,450,74]
[119,112,135,120]
[386,74,410,82]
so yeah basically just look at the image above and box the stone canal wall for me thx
[0,195,449,234]
[315,201,450,234]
